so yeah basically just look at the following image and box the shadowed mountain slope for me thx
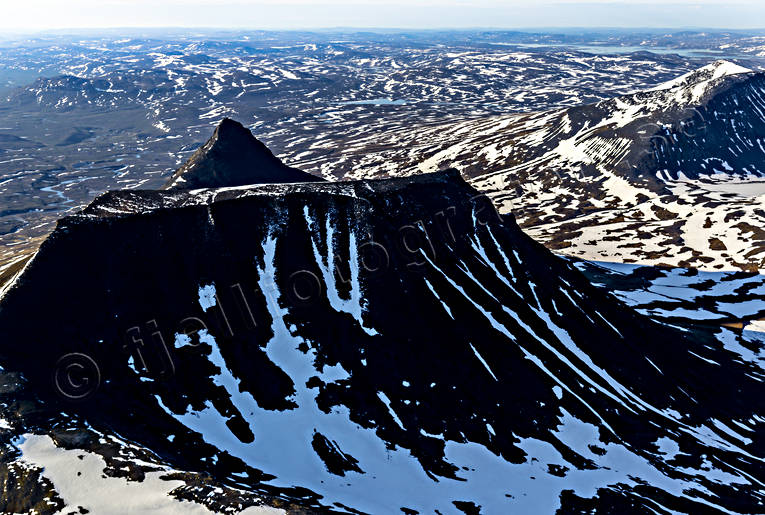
[0,154,762,512]
[163,118,322,189]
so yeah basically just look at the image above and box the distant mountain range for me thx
[0,34,709,268]
[291,61,765,271]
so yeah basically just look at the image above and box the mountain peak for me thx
[215,116,253,139]
[703,59,753,79]
[163,118,322,190]
[648,59,753,95]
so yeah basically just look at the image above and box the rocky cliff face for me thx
[163,118,322,189]
[0,135,763,512]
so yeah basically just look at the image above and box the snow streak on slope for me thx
[158,216,764,513]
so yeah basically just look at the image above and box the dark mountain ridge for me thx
[0,120,763,513]
[163,117,321,189]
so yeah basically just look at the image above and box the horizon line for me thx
[4,26,765,34]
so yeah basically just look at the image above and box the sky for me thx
[1,0,764,31]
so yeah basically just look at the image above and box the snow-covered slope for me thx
[571,258,765,326]
[646,60,753,97]
[0,149,763,512]
[284,60,765,271]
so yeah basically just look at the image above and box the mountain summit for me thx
[647,59,753,101]
[163,118,322,189]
